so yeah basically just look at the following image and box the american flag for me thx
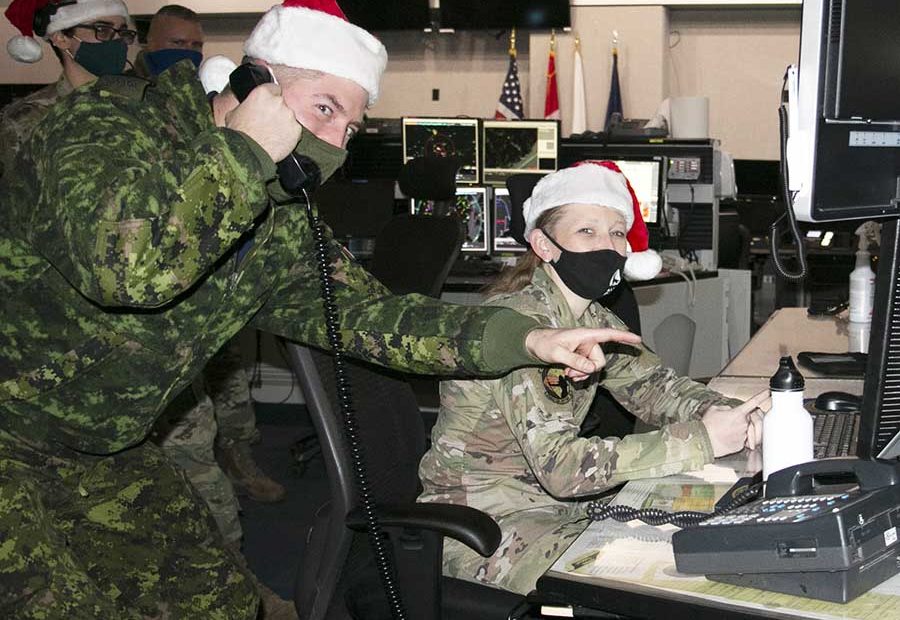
[495,50,524,120]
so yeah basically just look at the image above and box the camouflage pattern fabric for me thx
[0,60,540,614]
[153,338,256,544]
[0,76,72,180]
[418,266,741,594]
[0,428,257,618]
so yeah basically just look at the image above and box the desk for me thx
[528,309,891,619]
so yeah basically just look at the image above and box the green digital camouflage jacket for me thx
[419,266,741,518]
[0,76,72,181]
[0,61,539,455]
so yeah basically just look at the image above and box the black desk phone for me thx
[228,63,321,194]
[673,458,900,603]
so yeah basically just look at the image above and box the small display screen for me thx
[402,117,480,185]
[482,120,559,185]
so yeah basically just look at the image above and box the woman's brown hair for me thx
[483,205,567,297]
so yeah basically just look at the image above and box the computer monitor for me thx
[609,157,665,227]
[492,188,527,254]
[410,186,489,255]
[786,0,900,222]
[785,1,900,458]
[402,117,480,185]
[482,120,559,186]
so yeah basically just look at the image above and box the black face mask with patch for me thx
[541,230,626,300]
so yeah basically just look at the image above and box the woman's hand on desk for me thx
[702,390,770,457]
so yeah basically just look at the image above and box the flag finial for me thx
[612,29,619,54]
[509,28,517,56]
[575,33,581,51]
[550,28,556,50]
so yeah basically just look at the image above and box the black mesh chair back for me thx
[368,214,465,298]
[718,209,752,270]
[285,343,520,619]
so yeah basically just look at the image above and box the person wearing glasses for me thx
[0,0,134,179]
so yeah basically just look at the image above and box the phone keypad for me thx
[700,493,853,527]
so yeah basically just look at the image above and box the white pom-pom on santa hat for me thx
[522,160,662,281]
[243,0,387,106]
[7,35,42,63]
[199,55,238,95]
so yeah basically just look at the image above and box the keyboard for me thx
[812,412,860,459]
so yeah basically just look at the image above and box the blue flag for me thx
[604,50,623,131]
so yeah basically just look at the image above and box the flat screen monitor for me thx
[610,157,665,227]
[492,188,527,253]
[482,120,559,186]
[787,0,900,222]
[440,1,570,30]
[341,1,431,31]
[410,186,489,254]
[402,117,480,185]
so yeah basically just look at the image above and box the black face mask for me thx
[541,230,626,300]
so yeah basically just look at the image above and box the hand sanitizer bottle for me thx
[763,356,813,481]
[849,249,875,324]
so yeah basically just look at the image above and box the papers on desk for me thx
[552,470,900,619]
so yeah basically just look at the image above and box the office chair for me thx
[285,343,525,620]
[717,210,752,270]
[652,313,697,377]
[368,213,465,298]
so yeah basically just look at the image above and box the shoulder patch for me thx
[541,367,572,404]
[96,75,150,101]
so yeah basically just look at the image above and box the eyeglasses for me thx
[73,23,137,45]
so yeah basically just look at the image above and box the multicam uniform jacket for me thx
[418,266,740,594]
[0,76,72,180]
[0,60,540,617]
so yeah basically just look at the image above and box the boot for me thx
[225,542,298,620]
[218,439,287,503]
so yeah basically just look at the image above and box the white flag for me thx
[571,41,587,135]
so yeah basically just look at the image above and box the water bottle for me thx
[762,356,813,481]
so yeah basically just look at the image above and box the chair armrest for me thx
[346,502,500,557]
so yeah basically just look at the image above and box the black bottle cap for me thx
[769,355,805,392]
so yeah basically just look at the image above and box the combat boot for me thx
[217,439,287,503]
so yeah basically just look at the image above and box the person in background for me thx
[0,0,640,616]
[418,160,768,595]
[0,0,133,179]
[133,3,204,77]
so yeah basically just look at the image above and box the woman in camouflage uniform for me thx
[418,161,767,595]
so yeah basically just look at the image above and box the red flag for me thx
[544,35,560,120]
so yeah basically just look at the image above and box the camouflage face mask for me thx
[292,124,347,184]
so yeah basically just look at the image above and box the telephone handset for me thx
[673,458,900,602]
[228,63,322,194]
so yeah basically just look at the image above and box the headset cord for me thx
[303,190,407,620]
[586,483,762,529]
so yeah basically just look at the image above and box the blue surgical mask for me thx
[144,49,202,76]
[73,39,128,76]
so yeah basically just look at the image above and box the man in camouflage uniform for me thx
[418,162,766,595]
[0,1,636,616]
[0,0,133,179]
[132,4,205,79]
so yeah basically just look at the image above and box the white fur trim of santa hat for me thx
[523,162,662,281]
[243,3,387,106]
[199,55,238,95]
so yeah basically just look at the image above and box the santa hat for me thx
[523,160,662,281]
[238,0,387,106]
[5,0,130,63]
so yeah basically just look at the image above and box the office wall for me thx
[0,3,800,158]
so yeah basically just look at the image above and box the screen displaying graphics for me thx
[482,120,559,185]
[610,157,665,226]
[493,188,527,253]
[411,187,489,254]
[402,117,480,184]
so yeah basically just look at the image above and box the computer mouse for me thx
[813,391,862,413]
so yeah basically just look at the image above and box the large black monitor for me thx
[341,1,431,31]
[492,187,527,254]
[440,0,570,30]
[402,117,480,185]
[787,1,900,459]
[787,0,900,222]
[482,120,559,186]
[609,157,665,227]
[410,186,489,255]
